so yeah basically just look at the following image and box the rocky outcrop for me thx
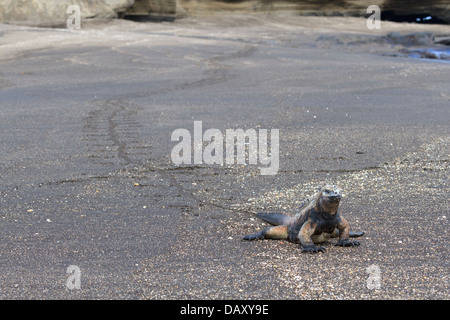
[178,0,450,24]
[0,0,448,26]
[125,0,177,16]
[178,0,365,16]
[382,0,450,24]
[0,0,135,26]
[124,0,179,20]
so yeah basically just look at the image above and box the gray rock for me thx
[125,0,176,15]
[177,0,450,24]
[386,32,436,46]
[124,0,179,20]
[0,0,135,26]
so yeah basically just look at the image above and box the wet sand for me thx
[0,13,449,299]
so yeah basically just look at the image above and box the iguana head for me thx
[317,185,342,213]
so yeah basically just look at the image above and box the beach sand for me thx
[0,13,448,299]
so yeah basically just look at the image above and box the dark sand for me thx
[0,13,448,299]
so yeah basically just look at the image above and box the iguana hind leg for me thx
[243,225,288,241]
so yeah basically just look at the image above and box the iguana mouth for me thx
[327,195,341,203]
[322,185,342,203]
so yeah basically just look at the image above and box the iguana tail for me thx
[256,212,292,226]
[349,231,365,237]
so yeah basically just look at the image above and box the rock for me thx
[124,0,179,20]
[0,0,135,26]
[382,0,450,24]
[2,1,448,26]
[434,36,450,46]
[125,0,176,15]
[386,32,436,46]
[177,0,450,24]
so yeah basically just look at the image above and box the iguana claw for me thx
[301,245,326,253]
[335,239,360,247]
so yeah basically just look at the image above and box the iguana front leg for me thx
[298,220,326,253]
[335,217,360,247]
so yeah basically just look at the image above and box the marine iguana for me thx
[242,185,364,253]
